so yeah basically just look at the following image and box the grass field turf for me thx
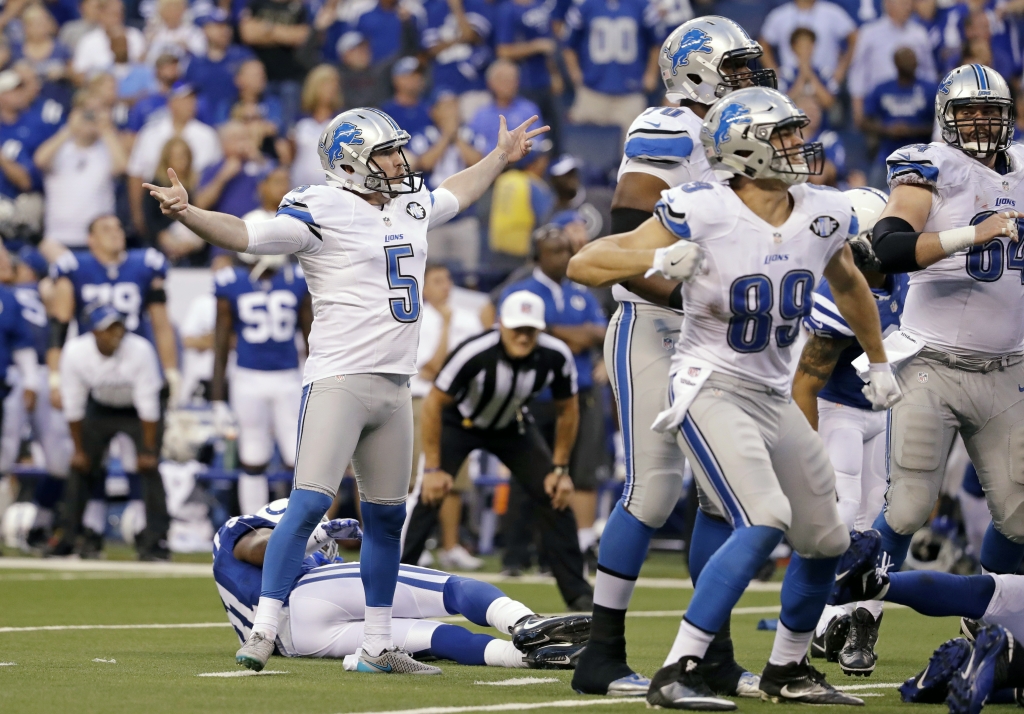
[0,553,998,714]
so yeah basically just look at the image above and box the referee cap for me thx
[500,291,546,331]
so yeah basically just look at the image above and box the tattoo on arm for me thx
[797,334,851,382]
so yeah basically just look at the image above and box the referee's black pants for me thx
[58,398,170,555]
[402,418,592,606]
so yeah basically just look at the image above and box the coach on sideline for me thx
[402,291,593,611]
[49,305,170,560]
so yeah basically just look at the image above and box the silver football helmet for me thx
[700,87,823,184]
[318,107,423,196]
[936,64,1014,158]
[660,16,776,105]
[844,187,888,272]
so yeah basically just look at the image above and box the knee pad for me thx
[746,495,792,533]
[891,405,945,472]
[990,496,1024,544]
[626,469,683,529]
[885,478,939,535]
[813,522,851,559]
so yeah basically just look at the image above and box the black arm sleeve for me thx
[872,216,923,274]
[610,207,652,235]
[48,318,69,349]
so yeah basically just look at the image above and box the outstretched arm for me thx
[143,168,250,252]
[566,217,679,288]
[438,115,549,210]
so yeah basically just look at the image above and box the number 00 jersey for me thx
[213,264,308,371]
[886,142,1024,357]
[655,181,856,395]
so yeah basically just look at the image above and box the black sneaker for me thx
[759,659,864,705]
[811,613,851,662]
[700,626,760,697]
[646,656,737,711]
[44,539,76,557]
[839,608,882,676]
[525,642,585,669]
[79,529,105,559]
[899,637,973,704]
[571,641,649,697]
[511,614,591,652]
[138,541,171,562]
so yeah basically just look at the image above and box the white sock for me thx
[815,605,847,636]
[663,619,715,666]
[252,597,283,639]
[769,622,814,666]
[578,527,597,552]
[484,639,528,668]
[238,474,270,516]
[858,600,884,620]
[485,596,534,634]
[362,606,394,657]
[82,499,106,534]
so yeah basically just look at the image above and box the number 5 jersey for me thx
[886,142,1024,357]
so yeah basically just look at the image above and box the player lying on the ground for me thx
[213,499,591,671]
[831,529,1024,713]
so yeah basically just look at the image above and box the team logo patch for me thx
[406,202,426,220]
[1004,181,1011,192]
[918,372,929,384]
[663,336,674,351]
[890,301,899,313]
[706,102,751,153]
[688,367,701,378]
[665,27,713,75]
[570,295,587,311]
[939,73,954,95]
[810,215,840,238]
[383,216,392,227]
[320,121,364,169]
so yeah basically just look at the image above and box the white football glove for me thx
[861,363,903,411]
[164,367,182,407]
[211,400,234,435]
[305,518,362,557]
[646,240,703,282]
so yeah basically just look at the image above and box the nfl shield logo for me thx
[918,372,929,384]
[688,367,701,378]
[663,337,674,351]
[1004,181,1010,192]
[383,216,392,226]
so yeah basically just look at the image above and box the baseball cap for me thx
[392,56,422,78]
[169,80,195,98]
[336,31,366,55]
[549,154,580,177]
[500,291,546,331]
[0,69,23,94]
[195,7,229,25]
[87,304,126,332]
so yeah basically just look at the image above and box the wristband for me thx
[48,372,60,391]
[937,226,976,255]
[552,465,569,477]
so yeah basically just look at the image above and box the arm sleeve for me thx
[59,344,88,422]
[246,215,322,256]
[428,188,461,229]
[131,341,163,422]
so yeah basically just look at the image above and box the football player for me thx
[869,64,1024,630]
[573,16,775,698]
[215,498,591,670]
[211,253,312,515]
[145,107,547,674]
[793,187,907,675]
[567,87,899,709]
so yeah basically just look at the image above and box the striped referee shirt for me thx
[434,330,578,430]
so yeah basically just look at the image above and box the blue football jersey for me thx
[0,285,36,383]
[212,510,280,641]
[421,0,494,95]
[11,282,48,364]
[565,0,658,95]
[213,265,308,371]
[51,248,168,340]
[804,273,909,410]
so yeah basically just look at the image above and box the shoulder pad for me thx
[886,142,962,190]
[654,181,728,240]
[623,107,700,167]
[277,185,328,238]
[1007,144,1024,172]
[213,267,238,287]
[142,247,167,273]
[799,184,857,239]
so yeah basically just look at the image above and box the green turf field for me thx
[0,552,991,714]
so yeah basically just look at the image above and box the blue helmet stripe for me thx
[973,64,988,90]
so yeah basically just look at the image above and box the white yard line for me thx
[0,622,230,634]
[474,678,559,686]
[197,670,288,677]
[836,682,902,691]
[337,699,646,714]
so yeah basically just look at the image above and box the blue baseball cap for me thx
[196,7,229,25]
[86,304,126,332]
[392,56,422,78]
[169,80,195,98]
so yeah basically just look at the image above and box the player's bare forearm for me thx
[567,218,675,287]
[824,245,887,364]
[148,302,178,371]
[549,324,605,353]
[421,387,452,469]
[144,169,250,252]
[68,419,84,454]
[234,528,272,566]
[140,421,159,456]
[211,298,233,402]
[552,396,579,466]
[792,334,850,430]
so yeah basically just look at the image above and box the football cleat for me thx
[700,628,760,697]
[646,656,738,711]
[525,642,585,669]
[356,647,442,675]
[839,608,882,676]
[758,659,864,705]
[899,637,973,704]
[811,613,851,662]
[605,673,652,697]
[948,625,1012,714]
[571,643,646,696]
[961,617,982,642]
[236,630,275,671]
[511,614,591,652]
[830,530,889,606]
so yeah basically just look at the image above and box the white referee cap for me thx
[500,291,546,330]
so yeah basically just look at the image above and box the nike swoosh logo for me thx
[779,684,817,698]
[670,257,686,266]
[364,661,393,672]
[916,663,932,688]
[835,569,851,580]
[645,120,662,127]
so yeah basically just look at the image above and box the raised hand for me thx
[142,168,190,219]
[496,114,551,164]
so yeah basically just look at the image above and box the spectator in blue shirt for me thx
[468,59,543,156]
[15,4,71,89]
[335,31,392,109]
[126,52,180,132]
[0,70,39,199]
[330,0,422,65]
[231,59,284,142]
[913,0,966,74]
[496,0,563,151]
[778,28,839,110]
[959,9,1020,87]
[380,56,433,142]
[795,95,850,189]
[421,0,494,119]
[563,0,659,140]
[861,46,933,188]
[187,8,256,127]
[193,120,272,217]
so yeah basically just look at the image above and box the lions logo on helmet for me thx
[707,102,751,153]
[321,122,364,169]
[665,27,713,75]
[317,109,423,196]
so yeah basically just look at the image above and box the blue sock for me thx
[261,488,331,600]
[872,509,914,571]
[360,501,406,607]
[426,624,492,666]
[688,509,734,585]
[980,523,1024,574]
[443,575,506,627]
[685,525,783,633]
[597,501,655,579]
[779,554,840,632]
[886,572,994,619]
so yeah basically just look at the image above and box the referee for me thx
[402,291,593,610]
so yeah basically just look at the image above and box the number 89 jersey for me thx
[214,264,309,371]
[886,142,1024,356]
[655,181,855,395]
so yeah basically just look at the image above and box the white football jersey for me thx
[887,142,1024,356]
[613,105,720,309]
[656,181,856,395]
[271,184,440,384]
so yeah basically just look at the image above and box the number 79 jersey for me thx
[655,181,855,395]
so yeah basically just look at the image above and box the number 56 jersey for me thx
[654,181,856,395]
[886,142,1024,357]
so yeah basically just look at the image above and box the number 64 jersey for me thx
[654,181,857,395]
[886,142,1024,357]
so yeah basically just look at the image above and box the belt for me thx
[918,347,1024,373]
